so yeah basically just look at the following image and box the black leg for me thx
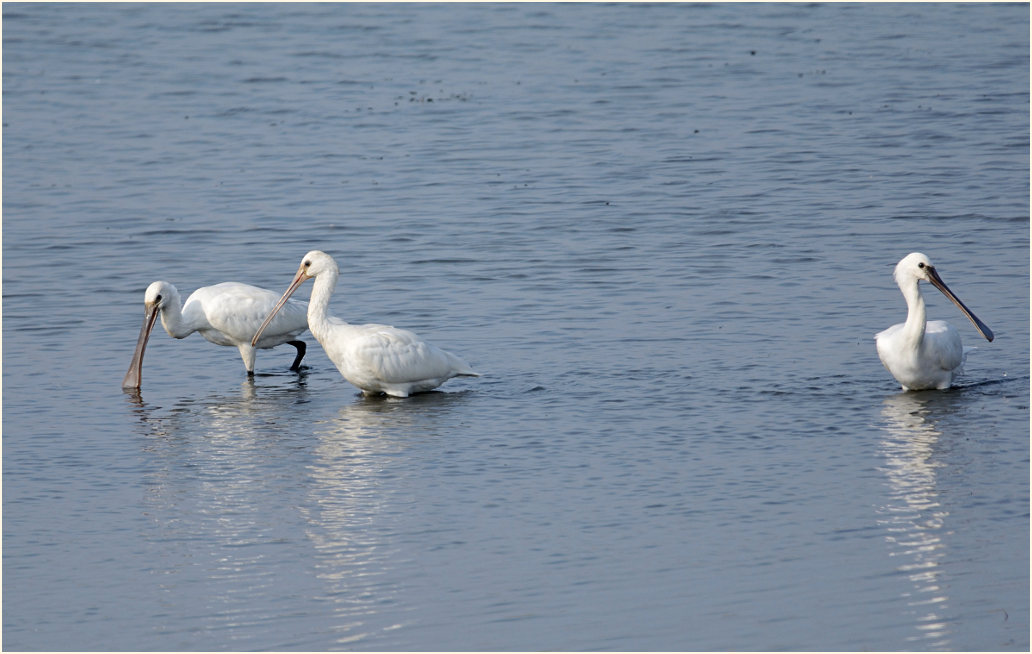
[288,340,306,371]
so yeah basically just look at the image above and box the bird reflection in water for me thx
[124,378,316,642]
[878,392,954,649]
[304,392,471,647]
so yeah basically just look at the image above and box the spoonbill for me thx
[122,281,309,389]
[875,252,993,391]
[252,250,479,397]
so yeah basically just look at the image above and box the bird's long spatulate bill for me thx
[251,267,309,347]
[928,267,994,342]
[122,304,160,389]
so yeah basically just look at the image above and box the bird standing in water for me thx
[875,252,993,391]
[252,250,479,397]
[123,281,309,389]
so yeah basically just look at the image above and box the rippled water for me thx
[3,3,1029,651]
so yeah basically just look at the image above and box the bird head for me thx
[298,250,339,279]
[144,280,178,311]
[894,252,936,286]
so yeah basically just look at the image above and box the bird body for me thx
[316,320,479,397]
[123,281,309,389]
[876,319,968,391]
[875,253,993,391]
[253,250,478,397]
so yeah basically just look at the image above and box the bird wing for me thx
[924,320,964,372]
[192,282,308,343]
[875,322,903,342]
[351,325,464,383]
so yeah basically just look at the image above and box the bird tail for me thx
[956,345,979,379]
[447,351,480,377]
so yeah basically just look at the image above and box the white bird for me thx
[122,281,309,389]
[875,252,993,391]
[252,250,479,397]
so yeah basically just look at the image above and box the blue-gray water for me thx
[3,3,1029,651]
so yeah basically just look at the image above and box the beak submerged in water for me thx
[122,302,160,389]
[926,265,994,342]
[251,263,311,347]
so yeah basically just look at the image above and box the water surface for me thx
[3,3,1029,651]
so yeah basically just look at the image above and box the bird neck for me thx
[307,267,346,337]
[159,289,191,338]
[901,278,927,346]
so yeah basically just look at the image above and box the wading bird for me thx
[252,250,479,397]
[875,252,993,391]
[122,281,309,389]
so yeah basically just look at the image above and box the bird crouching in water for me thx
[252,250,480,398]
[122,280,309,389]
[875,252,993,391]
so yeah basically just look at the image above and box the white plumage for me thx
[875,253,993,391]
[252,250,479,397]
[123,281,309,389]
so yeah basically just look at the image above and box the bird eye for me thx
[303,260,311,268]
[156,294,163,301]
[917,262,925,269]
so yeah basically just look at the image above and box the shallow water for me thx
[3,3,1029,651]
